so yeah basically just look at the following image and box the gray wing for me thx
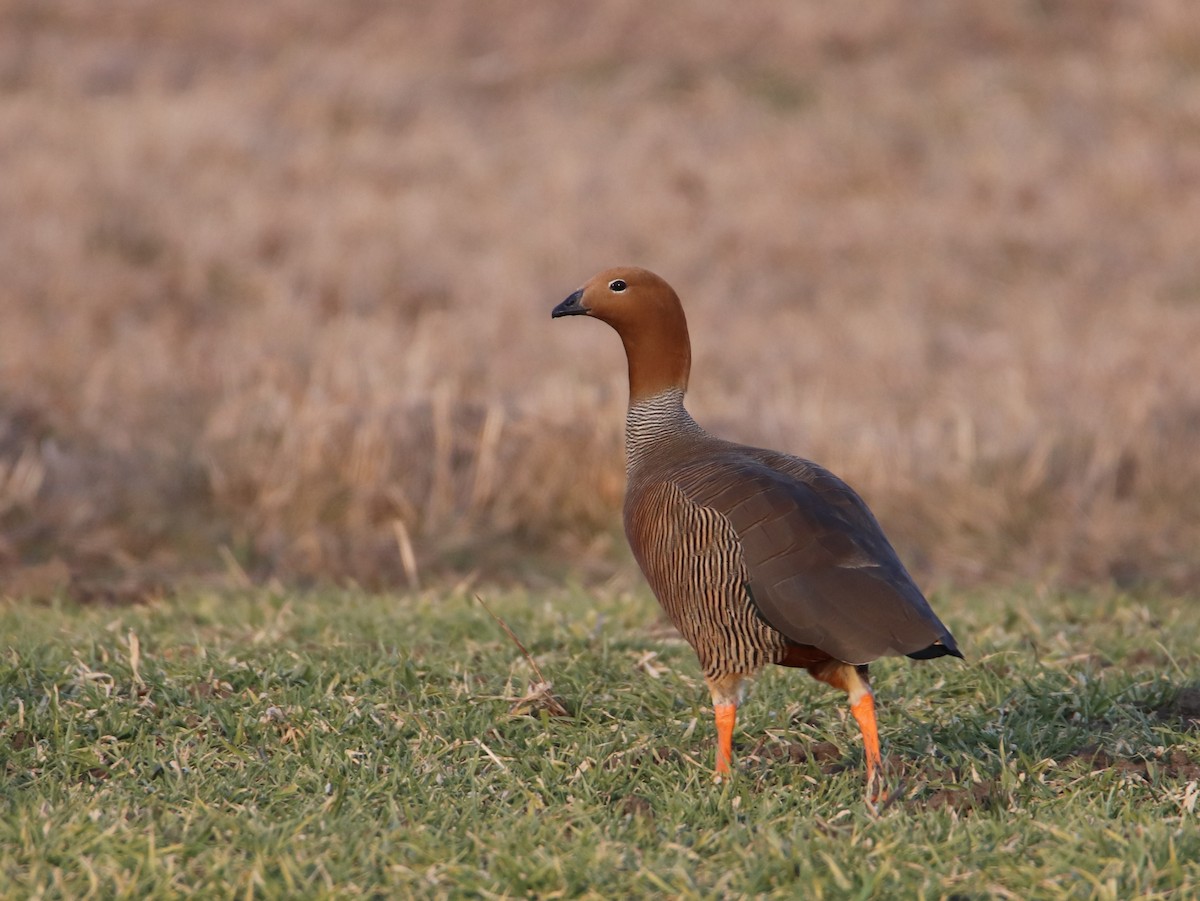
[674,452,960,665]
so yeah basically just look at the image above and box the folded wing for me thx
[673,451,961,665]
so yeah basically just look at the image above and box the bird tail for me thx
[906,638,964,660]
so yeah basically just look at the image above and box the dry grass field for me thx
[1,0,1199,595]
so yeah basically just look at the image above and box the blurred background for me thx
[1,0,1198,600]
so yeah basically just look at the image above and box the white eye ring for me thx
[608,279,627,292]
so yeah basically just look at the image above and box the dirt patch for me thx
[1165,687,1200,723]
[1062,745,1200,780]
[900,762,1003,815]
[189,680,234,700]
[910,743,1200,814]
[620,795,655,819]
[1122,647,1168,668]
[649,745,682,766]
[1142,685,1200,730]
[1064,746,1145,775]
[923,781,999,814]
[748,740,848,775]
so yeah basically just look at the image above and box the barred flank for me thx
[625,391,789,680]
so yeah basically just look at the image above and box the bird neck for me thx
[625,388,702,473]
[617,311,691,405]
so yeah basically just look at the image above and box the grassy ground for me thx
[1,587,1198,899]
[3,2,1200,592]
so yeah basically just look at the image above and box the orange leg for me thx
[714,703,736,776]
[849,691,881,786]
[807,660,881,789]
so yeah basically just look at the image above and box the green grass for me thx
[1,585,1198,899]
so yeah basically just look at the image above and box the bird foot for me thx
[864,775,906,816]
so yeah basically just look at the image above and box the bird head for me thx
[552,266,692,400]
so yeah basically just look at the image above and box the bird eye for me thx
[609,279,627,292]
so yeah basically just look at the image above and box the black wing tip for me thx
[906,640,965,661]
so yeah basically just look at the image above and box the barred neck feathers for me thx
[625,388,703,472]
